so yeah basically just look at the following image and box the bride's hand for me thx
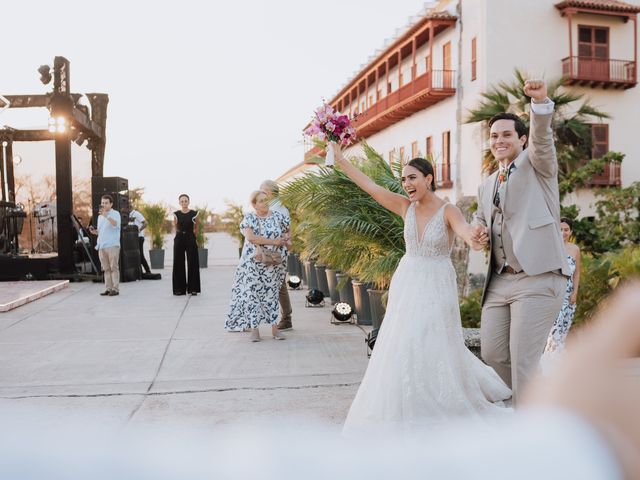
[333,143,346,166]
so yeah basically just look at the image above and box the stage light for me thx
[305,288,325,307]
[48,116,67,134]
[331,301,353,322]
[287,275,301,289]
[38,65,52,85]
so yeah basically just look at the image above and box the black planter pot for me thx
[367,289,387,330]
[325,268,341,304]
[198,248,208,268]
[314,264,330,298]
[337,273,355,309]
[352,280,373,326]
[303,260,318,290]
[149,249,165,270]
[287,253,297,276]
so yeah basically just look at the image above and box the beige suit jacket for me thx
[475,105,570,303]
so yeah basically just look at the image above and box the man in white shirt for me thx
[261,180,293,330]
[129,208,151,274]
[89,195,121,296]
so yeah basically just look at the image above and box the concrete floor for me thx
[0,233,369,432]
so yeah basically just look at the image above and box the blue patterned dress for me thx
[543,255,577,354]
[225,211,289,331]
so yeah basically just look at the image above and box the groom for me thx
[472,78,569,404]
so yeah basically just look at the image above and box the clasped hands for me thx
[470,224,489,250]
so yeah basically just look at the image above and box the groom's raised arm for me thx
[528,100,558,179]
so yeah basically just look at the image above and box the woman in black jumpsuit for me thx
[172,194,201,295]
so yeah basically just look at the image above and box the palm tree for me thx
[279,142,406,290]
[466,69,613,198]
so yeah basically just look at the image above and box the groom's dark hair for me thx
[489,113,528,141]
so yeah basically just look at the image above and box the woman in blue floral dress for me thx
[541,218,581,367]
[225,190,290,342]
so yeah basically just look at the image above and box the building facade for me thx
[283,0,639,271]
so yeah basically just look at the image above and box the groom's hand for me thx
[471,224,489,245]
[524,79,548,104]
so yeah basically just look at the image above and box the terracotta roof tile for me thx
[555,0,640,14]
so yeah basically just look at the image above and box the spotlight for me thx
[287,275,301,289]
[305,288,325,308]
[48,116,67,134]
[331,301,354,324]
[38,65,52,85]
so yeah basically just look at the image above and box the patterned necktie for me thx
[493,163,514,207]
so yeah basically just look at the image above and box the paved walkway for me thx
[0,233,368,432]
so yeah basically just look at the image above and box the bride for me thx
[335,147,511,435]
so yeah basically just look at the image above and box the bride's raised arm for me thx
[334,145,410,218]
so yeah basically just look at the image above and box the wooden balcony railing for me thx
[562,56,637,89]
[352,69,456,138]
[590,161,622,187]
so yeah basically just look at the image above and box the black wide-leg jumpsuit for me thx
[172,209,201,294]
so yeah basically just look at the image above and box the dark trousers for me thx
[138,237,151,274]
[172,232,200,294]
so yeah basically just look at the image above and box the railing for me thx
[590,161,622,187]
[562,57,636,85]
[352,70,456,131]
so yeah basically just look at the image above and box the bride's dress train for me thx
[343,203,511,435]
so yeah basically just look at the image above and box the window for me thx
[388,149,396,165]
[425,55,431,71]
[361,101,366,112]
[399,146,405,161]
[377,89,381,100]
[437,131,452,188]
[399,71,404,87]
[411,141,418,158]
[426,136,433,159]
[387,82,392,94]
[443,42,452,71]
[368,95,374,107]
[578,26,609,59]
[471,37,477,81]
[591,124,609,159]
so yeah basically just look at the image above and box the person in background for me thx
[260,180,293,331]
[173,194,201,296]
[129,207,152,275]
[541,217,581,368]
[225,190,289,341]
[89,194,121,296]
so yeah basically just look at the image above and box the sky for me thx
[2,0,429,212]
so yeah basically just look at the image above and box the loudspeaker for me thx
[120,226,141,282]
[92,176,128,193]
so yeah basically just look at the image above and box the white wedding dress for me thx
[343,203,512,436]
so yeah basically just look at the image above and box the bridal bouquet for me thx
[304,102,358,167]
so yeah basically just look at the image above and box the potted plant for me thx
[195,205,210,268]
[221,201,245,258]
[141,202,168,270]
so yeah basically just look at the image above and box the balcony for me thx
[562,56,637,89]
[434,161,453,189]
[352,70,456,139]
[589,161,621,186]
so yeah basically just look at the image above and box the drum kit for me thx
[0,201,27,255]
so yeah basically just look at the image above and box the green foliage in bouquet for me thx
[140,202,168,250]
[279,142,405,290]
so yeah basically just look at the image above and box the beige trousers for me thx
[99,246,120,292]
[480,271,565,404]
[279,279,292,324]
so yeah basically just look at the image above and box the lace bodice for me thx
[404,203,451,258]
